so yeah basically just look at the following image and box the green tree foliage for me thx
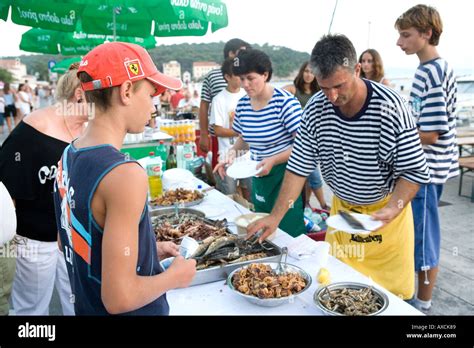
[8,42,309,82]
[148,42,310,79]
[0,68,14,83]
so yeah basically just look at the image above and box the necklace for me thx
[63,114,75,141]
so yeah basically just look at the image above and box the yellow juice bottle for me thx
[146,152,163,200]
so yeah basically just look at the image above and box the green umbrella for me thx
[19,28,158,55]
[0,2,8,21]
[2,0,228,39]
[50,56,82,73]
[19,27,61,54]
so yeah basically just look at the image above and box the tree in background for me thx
[0,68,14,83]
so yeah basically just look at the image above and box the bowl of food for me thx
[150,188,204,207]
[234,213,275,240]
[227,262,312,307]
[313,282,389,316]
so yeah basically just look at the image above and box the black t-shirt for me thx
[0,121,68,242]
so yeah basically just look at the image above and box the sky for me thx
[0,0,473,78]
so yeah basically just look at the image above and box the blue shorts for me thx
[308,167,323,190]
[411,183,443,271]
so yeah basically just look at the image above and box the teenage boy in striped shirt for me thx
[198,38,251,169]
[396,4,458,312]
[248,34,431,300]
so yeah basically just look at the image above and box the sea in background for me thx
[272,66,474,95]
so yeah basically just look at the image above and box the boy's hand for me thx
[157,241,180,259]
[167,256,196,288]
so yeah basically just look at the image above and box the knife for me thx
[339,211,367,230]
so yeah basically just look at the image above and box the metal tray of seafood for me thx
[190,240,282,287]
[149,197,205,210]
[149,207,226,242]
[149,207,205,219]
[149,208,282,286]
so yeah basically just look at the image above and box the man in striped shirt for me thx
[198,38,251,168]
[396,4,458,312]
[249,34,431,300]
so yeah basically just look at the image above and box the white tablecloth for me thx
[165,179,422,315]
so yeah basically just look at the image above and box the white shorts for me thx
[11,237,75,315]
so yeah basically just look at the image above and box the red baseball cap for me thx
[77,42,182,96]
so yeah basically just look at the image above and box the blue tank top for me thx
[53,143,169,315]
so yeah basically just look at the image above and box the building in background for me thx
[192,61,220,81]
[163,60,181,80]
[0,59,27,82]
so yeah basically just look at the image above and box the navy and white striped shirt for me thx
[201,68,227,135]
[287,79,431,205]
[409,58,459,184]
[201,68,227,103]
[233,87,302,161]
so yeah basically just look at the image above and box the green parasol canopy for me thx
[50,56,82,73]
[19,27,158,56]
[2,0,228,40]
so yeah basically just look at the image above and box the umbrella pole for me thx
[113,7,117,41]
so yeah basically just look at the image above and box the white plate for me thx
[195,205,226,218]
[226,160,262,179]
[326,213,383,235]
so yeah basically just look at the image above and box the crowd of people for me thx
[0,82,54,135]
[0,4,459,315]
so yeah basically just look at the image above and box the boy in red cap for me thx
[53,42,196,315]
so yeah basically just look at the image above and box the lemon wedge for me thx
[317,267,331,285]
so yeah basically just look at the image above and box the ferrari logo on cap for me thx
[129,63,139,75]
[124,59,144,79]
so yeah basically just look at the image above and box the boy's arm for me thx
[198,100,210,152]
[98,163,195,314]
[213,125,238,138]
[418,130,439,145]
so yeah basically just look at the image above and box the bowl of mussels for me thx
[313,282,389,316]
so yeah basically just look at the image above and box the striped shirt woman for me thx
[233,88,301,161]
[214,49,306,237]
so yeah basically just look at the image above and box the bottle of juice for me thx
[190,121,196,141]
[185,120,193,142]
[146,152,163,200]
[172,121,179,144]
[178,120,186,144]
[161,121,169,135]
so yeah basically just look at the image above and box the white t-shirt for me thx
[177,98,193,112]
[210,88,246,158]
[152,95,161,108]
[191,97,200,108]
[0,96,5,113]
[0,182,16,245]
[18,91,31,115]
